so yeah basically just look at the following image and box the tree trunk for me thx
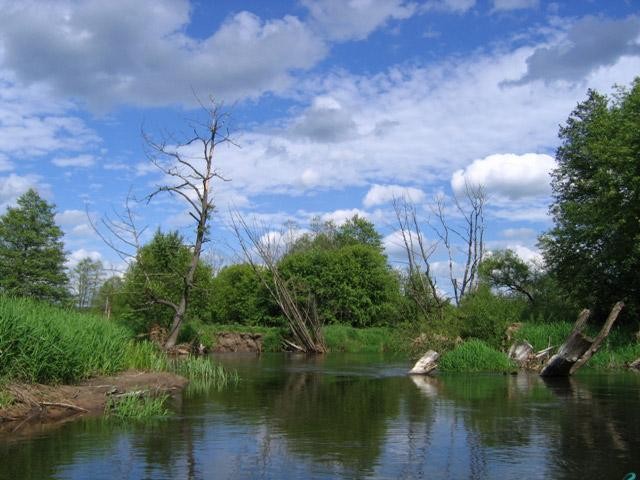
[540,302,624,377]
[409,350,439,375]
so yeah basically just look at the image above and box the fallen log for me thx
[540,302,624,377]
[39,402,88,413]
[408,350,439,375]
[508,341,534,366]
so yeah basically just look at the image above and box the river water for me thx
[1,353,639,479]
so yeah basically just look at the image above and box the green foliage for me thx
[279,216,402,327]
[479,249,536,301]
[0,189,69,303]
[511,321,574,351]
[0,296,130,384]
[105,393,169,420]
[209,263,282,326]
[323,324,407,354]
[457,285,525,348]
[542,78,640,319]
[438,339,515,373]
[117,230,214,334]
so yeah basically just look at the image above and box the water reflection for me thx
[0,354,639,479]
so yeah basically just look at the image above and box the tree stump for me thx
[408,350,439,375]
[540,302,624,377]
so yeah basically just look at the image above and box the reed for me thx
[105,393,169,420]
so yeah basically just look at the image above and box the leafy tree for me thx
[69,257,104,308]
[209,263,281,326]
[479,250,536,302]
[279,216,401,327]
[0,189,69,303]
[541,78,640,319]
[118,230,214,334]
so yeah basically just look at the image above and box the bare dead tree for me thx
[142,101,234,348]
[392,197,444,317]
[230,213,326,354]
[431,183,486,305]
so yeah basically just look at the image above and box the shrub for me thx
[439,339,515,373]
[457,286,525,348]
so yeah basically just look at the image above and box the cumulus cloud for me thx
[492,0,538,12]
[0,1,327,109]
[451,153,556,199]
[508,16,640,85]
[0,173,45,210]
[291,96,358,142]
[66,248,103,269]
[52,154,95,168]
[302,0,417,41]
[56,209,87,227]
[321,208,368,225]
[363,184,426,207]
[501,227,537,239]
[0,155,12,172]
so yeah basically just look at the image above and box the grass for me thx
[511,321,574,351]
[0,386,13,409]
[323,324,408,354]
[105,393,169,420]
[439,339,515,373]
[0,296,131,384]
[0,296,238,389]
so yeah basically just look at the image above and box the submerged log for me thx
[540,302,624,377]
[408,350,439,375]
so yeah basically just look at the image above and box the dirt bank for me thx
[0,370,188,433]
[213,332,263,353]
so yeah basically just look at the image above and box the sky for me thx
[0,0,638,285]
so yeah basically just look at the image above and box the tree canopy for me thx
[0,189,69,303]
[541,78,640,319]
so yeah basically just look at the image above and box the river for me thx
[1,353,639,479]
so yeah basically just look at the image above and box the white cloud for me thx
[363,184,426,208]
[0,173,45,210]
[52,154,95,168]
[0,1,327,108]
[321,208,368,225]
[492,0,538,12]
[66,248,103,269]
[451,153,556,199]
[302,0,417,41]
[56,209,87,227]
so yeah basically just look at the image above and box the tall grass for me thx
[512,322,574,351]
[439,339,515,373]
[105,393,169,420]
[323,324,407,353]
[0,296,130,383]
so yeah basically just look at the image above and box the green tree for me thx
[0,189,69,303]
[279,216,401,327]
[209,263,281,326]
[541,78,640,319]
[118,230,214,335]
[93,275,124,319]
[69,257,104,308]
[479,250,536,303]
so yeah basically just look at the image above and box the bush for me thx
[439,340,515,373]
[209,264,282,326]
[457,286,525,348]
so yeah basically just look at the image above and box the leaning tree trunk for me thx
[540,302,624,377]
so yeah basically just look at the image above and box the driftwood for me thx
[39,402,88,413]
[540,302,624,377]
[508,341,534,366]
[408,350,439,375]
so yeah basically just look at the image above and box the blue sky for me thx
[0,0,638,285]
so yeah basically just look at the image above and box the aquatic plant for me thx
[105,393,169,420]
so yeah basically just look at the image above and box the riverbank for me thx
[0,371,188,433]
[195,320,640,373]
